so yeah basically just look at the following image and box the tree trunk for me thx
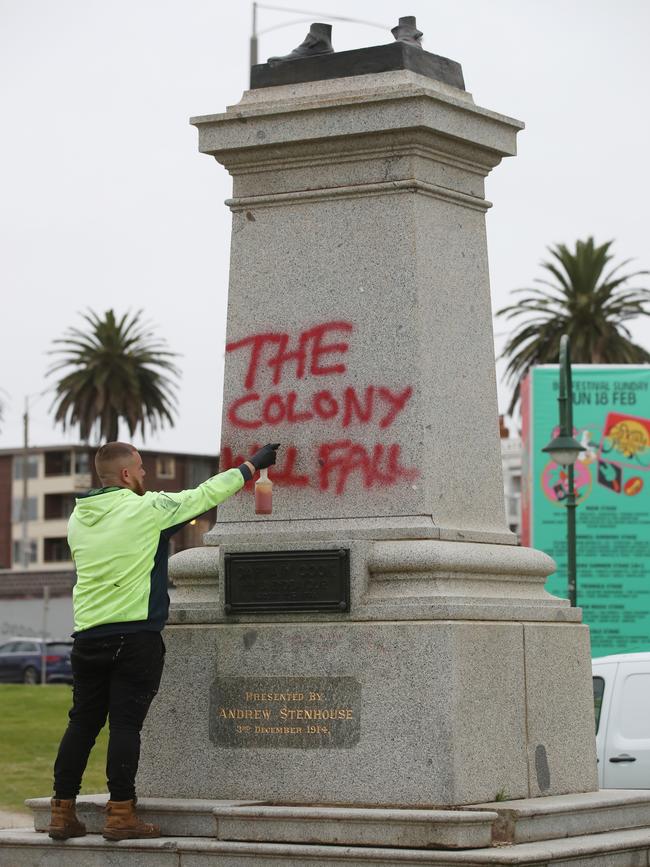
[108,414,119,443]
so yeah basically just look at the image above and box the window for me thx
[74,452,91,474]
[13,641,38,653]
[44,493,77,520]
[13,455,38,480]
[187,459,214,488]
[12,497,37,522]
[43,537,71,563]
[46,643,72,655]
[156,456,176,479]
[12,540,37,565]
[593,676,605,733]
[619,673,650,739]
[45,451,72,476]
[508,495,520,514]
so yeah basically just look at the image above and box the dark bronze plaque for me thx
[210,676,361,749]
[224,549,350,615]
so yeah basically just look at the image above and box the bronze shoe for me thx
[391,16,424,48]
[268,23,334,64]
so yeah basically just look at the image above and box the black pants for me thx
[53,631,165,802]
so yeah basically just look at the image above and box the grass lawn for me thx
[0,685,108,813]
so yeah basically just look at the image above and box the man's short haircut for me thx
[95,441,137,482]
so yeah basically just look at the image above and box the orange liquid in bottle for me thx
[255,469,273,515]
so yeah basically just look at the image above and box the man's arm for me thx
[150,444,280,530]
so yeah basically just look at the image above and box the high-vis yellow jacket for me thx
[68,469,245,636]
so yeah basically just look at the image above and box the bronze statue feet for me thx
[268,23,334,64]
[391,16,423,48]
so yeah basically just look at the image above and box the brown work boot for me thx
[47,798,86,840]
[102,799,160,841]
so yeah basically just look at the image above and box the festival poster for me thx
[523,365,650,657]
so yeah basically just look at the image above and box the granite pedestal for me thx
[137,53,598,807]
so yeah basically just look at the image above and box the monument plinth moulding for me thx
[139,32,598,808]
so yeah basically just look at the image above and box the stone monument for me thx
[9,19,650,867]
[138,21,599,808]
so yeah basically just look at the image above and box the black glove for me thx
[249,443,280,470]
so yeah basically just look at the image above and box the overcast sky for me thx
[2,0,649,455]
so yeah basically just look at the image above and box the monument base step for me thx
[27,794,258,839]
[212,804,497,849]
[25,790,650,848]
[26,795,497,849]
[468,789,650,845]
[3,826,650,866]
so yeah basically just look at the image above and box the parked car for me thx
[0,637,73,684]
[593,652,650,788]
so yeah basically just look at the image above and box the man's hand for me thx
[249,443,281,470]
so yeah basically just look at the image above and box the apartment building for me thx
[0,445,219,571]
[499,416,522,537]
[501,437,523,536]
[0,437,523,569]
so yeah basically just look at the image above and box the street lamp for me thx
[20,389,50,570]
[250,2,389,75]
[542,334,583,607]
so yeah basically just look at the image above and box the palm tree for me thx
[49,309,180,443]
[497,237,650,414]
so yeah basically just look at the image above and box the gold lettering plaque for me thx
[210,677,361,748]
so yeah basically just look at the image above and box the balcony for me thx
[43,537,71,563]
[44,493,78,521]
[72,473,92,491]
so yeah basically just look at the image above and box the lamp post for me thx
[19,388,50,570]
[542,335,583,607]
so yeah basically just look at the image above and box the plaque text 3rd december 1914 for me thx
[210,677,361,748]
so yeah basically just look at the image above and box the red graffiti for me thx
[273,446,310,487]
[223,320,418,496]
[226,321,353,389]
[221,442,418,494]
[375,386,412,429]
[318,441,418,495]
[220,445,309,489]
[227,385,413,430]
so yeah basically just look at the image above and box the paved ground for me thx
[0,809,31,830]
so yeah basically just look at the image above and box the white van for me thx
[592,652,650,788]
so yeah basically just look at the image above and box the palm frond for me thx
[497,237,650,415]
[48,308,181,444]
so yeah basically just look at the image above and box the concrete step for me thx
[3,826,650,866]
[27,795,498,849]
[27,790,650,849]
[0,810,31,830]
[22,789,650,864]
[467,789,650,845]
[27,794,260,838]
[213,804,498,849]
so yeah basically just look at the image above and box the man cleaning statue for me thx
[47,440,280,841]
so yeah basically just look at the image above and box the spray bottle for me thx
[255,468,273,515]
